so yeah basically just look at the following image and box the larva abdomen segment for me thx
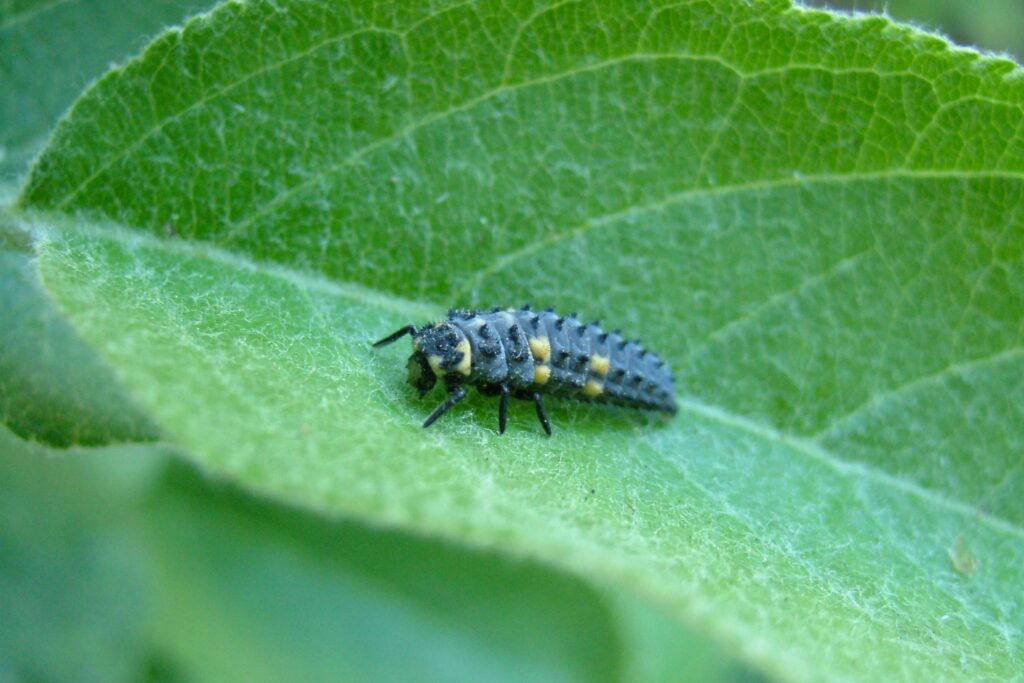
[452,307,676,413]
[449,309,533,388]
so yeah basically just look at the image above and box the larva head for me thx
[408,322,472,394]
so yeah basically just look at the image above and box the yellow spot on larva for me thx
[534,365,551,385]
[529,336,551,363]
[589,354,610,376]
[454,339,472,376]
[427,355,444,376]
[583,379,604,397]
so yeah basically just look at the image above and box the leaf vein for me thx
[678,396,1024,542]
[51,25,403,211]
[682,248,876,367]
[814,346,1024,441]
[498,0,582,86]
[0,0,73,33]
[452,169,1022,300]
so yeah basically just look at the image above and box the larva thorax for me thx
[403,321,470,396]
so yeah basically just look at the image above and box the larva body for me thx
[373,306,676,435]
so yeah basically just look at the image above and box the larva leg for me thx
[423,385,467,428]
[498,384,510,434]
[532,392,552,436]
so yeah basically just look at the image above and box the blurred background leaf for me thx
[813,0,1024,62]
[0,426,754,683]
[0,430,156,683]
[0,0,214,182]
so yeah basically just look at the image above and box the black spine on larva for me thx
[447,307,676,413]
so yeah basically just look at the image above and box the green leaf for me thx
[0,428,157,683]
[1,425,743,683]
[0,212,159,445]
[1,0,209,443]
[0,0,212,180]
[17,0,1024,679]
[145,467,627,683]
[144,458,753,683]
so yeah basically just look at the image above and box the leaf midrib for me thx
[34,218,1024,544]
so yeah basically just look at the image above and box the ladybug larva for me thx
[373,306,677,435]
